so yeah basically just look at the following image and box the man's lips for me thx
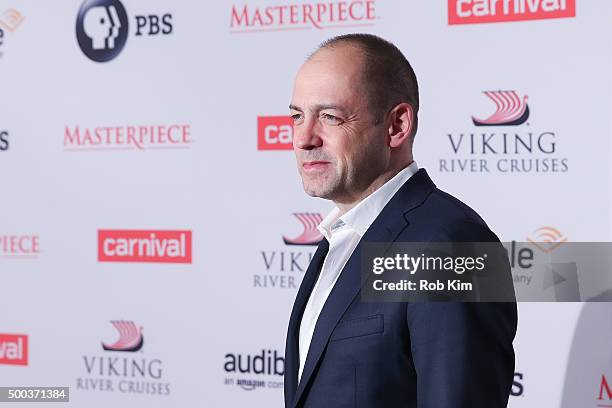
[302,161,330,171]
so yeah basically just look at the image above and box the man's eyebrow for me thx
[289,104,347,114]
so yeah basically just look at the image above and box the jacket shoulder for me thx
[406,187,500,242]
[428,188,487,226]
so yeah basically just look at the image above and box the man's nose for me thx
[293,118,323,150]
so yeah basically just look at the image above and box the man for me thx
[284,33,517,408]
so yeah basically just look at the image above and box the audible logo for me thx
[0,8,25,59]
[98,230,192,263]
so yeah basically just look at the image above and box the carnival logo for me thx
[102,321,144,352]
[98,230,192,264]
[0,334,28,366]
[472,90,530,126]
[527,226,567,253]
[76,0,173,62]
[258,116,293,150]
[230,0,376,33]
[63,124,192,151]
[448,0,576,25]
[283,213,324,245]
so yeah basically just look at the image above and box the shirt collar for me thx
[317,161,419,240]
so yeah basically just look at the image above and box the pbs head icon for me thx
[76,0,128,62]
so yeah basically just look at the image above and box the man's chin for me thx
[302,183,334,199]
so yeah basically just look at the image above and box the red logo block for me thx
[98,230,192,264]
[258,116,293,150]
[0,334,28,366]
[448,0,575,25]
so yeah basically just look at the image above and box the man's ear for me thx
[387,103,414,148]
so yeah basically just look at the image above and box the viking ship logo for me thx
[283,213,323,245]
[472,90,530,126]
[102,320,144,352]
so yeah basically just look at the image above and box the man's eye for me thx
[291,113,303,123]
[321,113,342,125]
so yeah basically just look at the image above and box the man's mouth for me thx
[302,161,330,171]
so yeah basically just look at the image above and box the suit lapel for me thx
[292,169,436,407]
[285,238,329,405]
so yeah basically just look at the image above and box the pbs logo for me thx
[76,0,173,63]
[76,0,128,62]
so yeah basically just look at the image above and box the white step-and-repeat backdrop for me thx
[1,0,611,407]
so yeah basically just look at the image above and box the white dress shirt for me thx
[297,161,419,382]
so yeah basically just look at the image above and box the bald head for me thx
[309,34,419,134]
[290,34,417,211]
[296,45,370,121]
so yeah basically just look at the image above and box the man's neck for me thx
[333,161,414,216]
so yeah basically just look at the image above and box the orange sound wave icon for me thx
[0,9,24,32]
[527,226,567,253]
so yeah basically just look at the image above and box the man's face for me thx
[290,46,388,204]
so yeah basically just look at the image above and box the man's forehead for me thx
[292,46,366,109]
[300,44,364,75]
[308,42,363,62]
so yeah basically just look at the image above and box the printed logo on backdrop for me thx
[102,321,144,352]
[98,230,192,264]
[76,0,173,62]
[76,321,170,395]
[441,90,568,173]
[256,213,323,289]
[0,129,9,152]
[506,226,566,287]
[0,234,40,259]
[283,213,323,245]
[0,333,28,366]
[509,227,595,303]
[63,124,192,151]
[511,372,524,397]
[223,349,284,391]
[258,116,292,150]
[527,226,567,253]
[231,0,377,33]
[76,0,128,62]
[0,8,24,58]
[599,374,612,405]
[448,0,575,25]
[472,90,530,126]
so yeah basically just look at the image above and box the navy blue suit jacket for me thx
[284,168,517,407]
